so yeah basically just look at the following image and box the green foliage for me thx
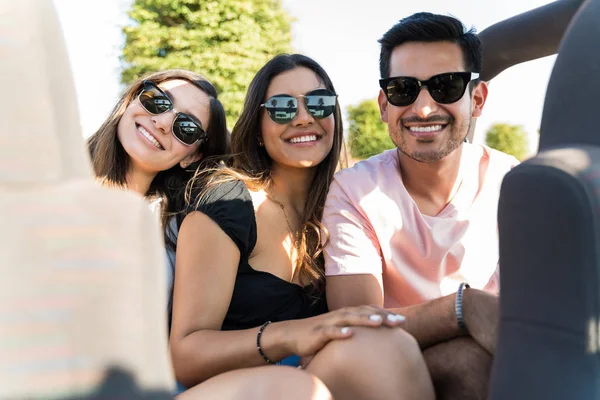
[485,123,530,160]
[347,99,395,159]
[121,0,293,127]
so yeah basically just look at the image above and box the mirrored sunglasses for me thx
[138,81,208,146]
[261,89,337,124]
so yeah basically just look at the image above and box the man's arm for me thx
[468,0,584,142]
[327,275,497,353]
[479,0,585,81]
[323,180,499,353]
[327,274,461,349]
[466,1,585,143]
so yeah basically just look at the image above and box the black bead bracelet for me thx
[257,320,274,364]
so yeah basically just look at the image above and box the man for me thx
[323,13,516,400]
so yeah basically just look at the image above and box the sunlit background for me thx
[54,0,555,155]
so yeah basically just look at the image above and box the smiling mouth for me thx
[403,123,449,140]
[137,124,164,150]
[286,135,319,144]
[407,124,446,133]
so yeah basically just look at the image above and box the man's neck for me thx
[398,145,465,216]
[269,164,316,216]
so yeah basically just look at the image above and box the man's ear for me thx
[471,81,488,118]
[378,89,389,123]
[180,152,203,168]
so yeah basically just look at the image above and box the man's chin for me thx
[399,146,447,163]
[411,153,446,163]
[402,134,468,162]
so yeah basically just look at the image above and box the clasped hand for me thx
[284,305,406,357]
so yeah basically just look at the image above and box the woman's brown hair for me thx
[87,69,230,249]
[194,54,346,294]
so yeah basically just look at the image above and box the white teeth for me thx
[288,135,318,144]
[138,125,163,149]
[408,125,444,133]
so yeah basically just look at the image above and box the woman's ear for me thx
[180,152,203,168]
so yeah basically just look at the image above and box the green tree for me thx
[347,99,395,159]
[121,0,293,126]
[485,123,530,160]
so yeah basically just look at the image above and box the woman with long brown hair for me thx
[169,54,435,399]
[88,69,230,321]
[87,69,333,400]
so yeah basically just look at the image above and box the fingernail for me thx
[369,314,383,322]
[387,314,406,322]
[341,327,351,334]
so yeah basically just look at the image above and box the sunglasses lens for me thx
[428,73,468,104]
[264,95,298,124]
[139,83,172,114]
[173,114,204,145]
[305,89,336,119]
[385,78,419,107]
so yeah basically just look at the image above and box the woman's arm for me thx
[479,0,585,81]
[169,211,294,387]
[169,211,402,388]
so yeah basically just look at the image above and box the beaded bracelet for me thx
[256,321,273,364]
[455,282,470,331]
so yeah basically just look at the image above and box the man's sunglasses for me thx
[138,81,208,146]
[379,72,480,107]
[261,89,337,124]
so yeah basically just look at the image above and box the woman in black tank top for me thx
[169,54,435,399]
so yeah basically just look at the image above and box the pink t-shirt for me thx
[323,144,518,307]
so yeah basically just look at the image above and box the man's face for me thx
[378,41,487,163]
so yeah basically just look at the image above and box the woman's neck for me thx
[125,166,157,197]
[268,164,316,216]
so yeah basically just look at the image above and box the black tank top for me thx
[192,179,327,330]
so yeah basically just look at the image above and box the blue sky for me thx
[54,0,555,153]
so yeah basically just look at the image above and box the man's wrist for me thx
[455,282,470,332]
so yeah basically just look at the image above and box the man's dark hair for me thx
[378,12,482,78]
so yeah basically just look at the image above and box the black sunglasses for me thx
[137,81,208,146]
[261,89,337,124]
[379,72,480,107]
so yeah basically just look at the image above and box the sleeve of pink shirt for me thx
[322,178,384,278]
[484,264,500,294]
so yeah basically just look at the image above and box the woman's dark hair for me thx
[379,12,483,78]
[195,54,346,294]
[87,69,230,250]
